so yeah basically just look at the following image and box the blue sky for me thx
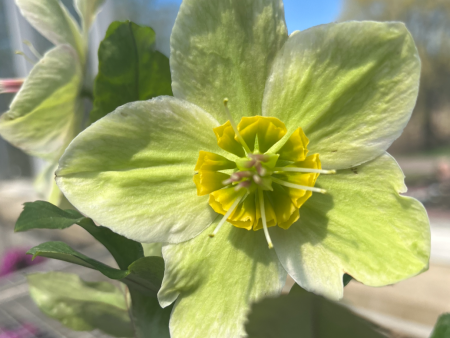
[162,0,343,33]
[283,0,343,33]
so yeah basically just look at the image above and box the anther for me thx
[238,171,253,178]
[256,163,267,176]
[258,189,274,249]
[230,173,241,181]
[235,180,251,191]
[244,160,256,168]
[222,178,233,185]
[253,175,262,185]
[250,154,269,162]
[274,167,336,174]
[272,177,327,194]
[209,193,246,237]
[223,99,251,154]
[23,40,42,59]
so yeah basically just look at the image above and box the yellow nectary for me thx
[193,115,322,232]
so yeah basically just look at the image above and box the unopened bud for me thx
[0,78,24,94]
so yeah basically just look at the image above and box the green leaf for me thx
[28,272,133,337]
[171,0,288,123]
[28,244,171,335]
[28,242,165,297]
[15,0,84,58]
[123,256,165,297]
[127,256,165,292]
[20,205,169,335]
[15,200,144,270]
[431,314,450,338]
[0,45,83,161]
[57,98,229,244]
[15,200,84,232]
[90,21,172,123]
[245,284,385,338]
[129,284,172,338]
[343,274,353,287]
[27,241,129,280]
[78,218,144,270]
[264,21,420,169]
[120,256,172,336]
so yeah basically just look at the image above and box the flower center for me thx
[193,99,335,248]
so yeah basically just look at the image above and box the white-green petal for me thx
[57,97,229,244]
[171,0,288,123]
[158,220,286,338]
[34,161,65,207]
[0,45,83,161]
[75,0,105,33]
[16,0,84,58]
[264,21,420,169]
[271,153,430,300]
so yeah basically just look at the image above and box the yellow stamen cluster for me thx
[193,100,333,248]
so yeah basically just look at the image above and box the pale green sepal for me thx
[263,21,421,169]
[158,220,287,338]
[15,0,84,58]
[272,153,430,300]
[75,0,105,33]
[171,0,288,123]
[0,45,83,161]
[57,97,229,244]
[28,272,133,337]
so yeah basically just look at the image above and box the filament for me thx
[274,167,336,174]
[258,188,273,249]
[23,40,42,60]
[223,98,251,154]
[209,193,246,237]
[15,51,36,65]
[272,177,326,194]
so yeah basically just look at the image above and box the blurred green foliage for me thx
[245,284,385,338]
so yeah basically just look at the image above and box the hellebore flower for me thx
[0,0,104,206]
[55,0,431,336]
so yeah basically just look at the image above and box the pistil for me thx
[209,193,246,237]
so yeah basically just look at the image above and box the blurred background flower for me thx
[0,248,44,277]
[0,323,38,338]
